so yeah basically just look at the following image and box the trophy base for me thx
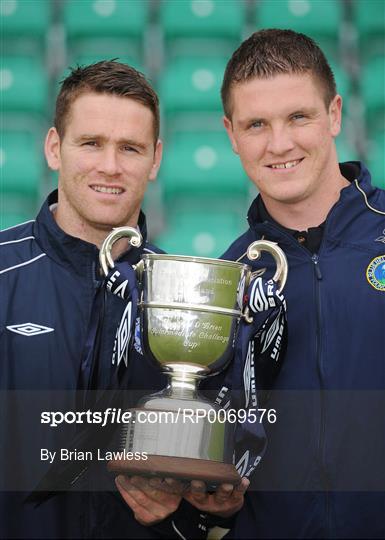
[108,455,241,486]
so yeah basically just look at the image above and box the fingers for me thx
[133,475,186,496]
[236,477,250,494]
[183,477,250,518]
[116,473,250,524]
[213,483,234,504]
[124,475,185,500]
[188,480,208,503]
[115,477,156,526]
[162,477,188,495]
[213,478,250,506]
[115,475,182,526]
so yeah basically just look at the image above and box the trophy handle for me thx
[242,240,288,323]
[99,226,143,276]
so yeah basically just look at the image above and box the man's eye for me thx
[292,114,305,120]
[83,141,98,146]
[122,145,138,153]
[251,121,264,128]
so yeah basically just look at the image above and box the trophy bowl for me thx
[140,254,249,373]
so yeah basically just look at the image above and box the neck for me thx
[53,208,138,260]
[262,172,350,231]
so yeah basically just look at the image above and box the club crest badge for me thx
[366,255,385,291]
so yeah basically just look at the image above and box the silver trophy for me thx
[100,228,287,485]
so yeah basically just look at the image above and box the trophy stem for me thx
[166,373,200,399]
[164,363,207,400]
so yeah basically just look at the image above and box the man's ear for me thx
[149,139,163,181]
[329,94,342,138]
[44,127,61,171]
[223,116,239,154]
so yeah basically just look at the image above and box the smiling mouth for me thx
[268,159,303,169]
[91,185,123,194]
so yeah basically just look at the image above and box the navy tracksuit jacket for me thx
[221,162,385,538]
[0,191,205,539]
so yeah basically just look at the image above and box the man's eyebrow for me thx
[75,134,148,149]
[75,134,100,141]
[236,116,266,127]
[289,107,318,116]
[117,138,148,150]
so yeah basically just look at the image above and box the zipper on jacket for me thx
[312,254,331,538]
[253,219,339,536]
[256,231,332,536]
[312,254,322,280]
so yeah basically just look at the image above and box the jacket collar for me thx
[33,190,149,276]
[246,161,375,245]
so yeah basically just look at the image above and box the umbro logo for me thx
[6,323,54,337]
[375,229,385,243]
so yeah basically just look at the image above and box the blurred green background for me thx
[1,0,384,256]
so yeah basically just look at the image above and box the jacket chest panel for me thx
[1,266,95,390]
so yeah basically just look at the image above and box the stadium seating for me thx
[63,0,147,40]
[0,129,43,229]
[159,56,227,117]
[154,202,247,258]
[361,55,385,133]
[160,0,244,56]
[160,130,249,199]
[63,0,148,60]
[1,0,383,237]
[255,0,343,59]
[1,56,49,117]
[0,131,43,197]
[330,62,351,102]
[0,205,35,230]
[160,0,243,40]
[367,131,385,189]
[353,0,385,57]
[0,0,51,54]
[336,133,359,164]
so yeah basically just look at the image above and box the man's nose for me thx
[98,146,121,176]
[266,125,295,156]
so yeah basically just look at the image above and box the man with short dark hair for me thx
[0,60,221,539]
[214,29,385,538]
